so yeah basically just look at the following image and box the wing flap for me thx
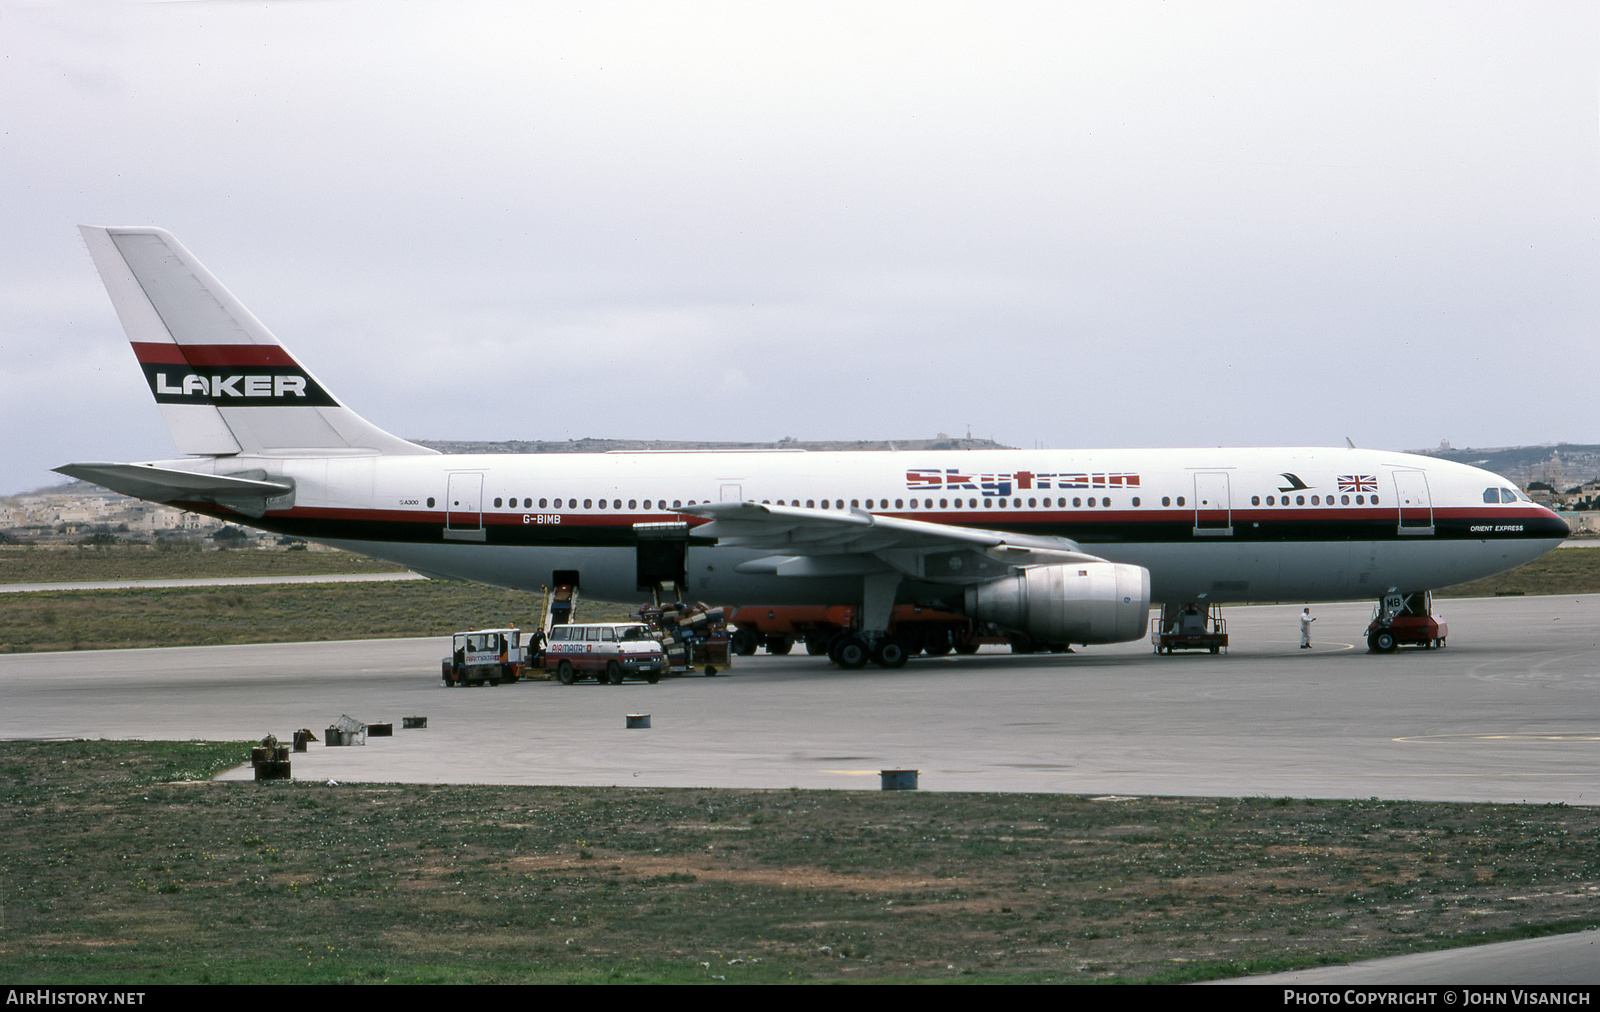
[682,501,1107,582]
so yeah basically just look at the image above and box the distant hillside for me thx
[1413,444,1600,489]
[412,436,1015,454]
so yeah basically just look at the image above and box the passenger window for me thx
[1177,497,1185,507]
[1086,497,1095,508]
[1311,496,1319,505]
[427,497,435,508]
[673,500,682,509]
[1161,497,1170,507]
[1251,496,1260,506]
[597,499,606,509]
[851,499,859,508]
[629,500,637,510]
[1266,496,1274,505]
[1356,495,1364,505]
[807,500,816,508]
[1371,495,1379,505]
[1074,497,1083,507]
[940,498,948,508]
[895,499,904,509]
[494,497,502,508]
[1132,497,1140,507]
[1341,495,1349,505]
[584,499,593,509]
[1296,496,1304,505]
[1102,497,1110,507]
[836,500,843,509]
[983,498,992,508]
[997,498,1006,509]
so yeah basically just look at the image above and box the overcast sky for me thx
[3,1,1597,494]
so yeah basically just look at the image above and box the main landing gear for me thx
[1366,591,1447,653]
[827,632,911,670]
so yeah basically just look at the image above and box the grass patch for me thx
[0,544,407,584]
[0,582,634,653]
[1438,545,1600,598]
[2,741,1598,983]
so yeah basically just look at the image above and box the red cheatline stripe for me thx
[130,342,186,365]
[130,342,299,367]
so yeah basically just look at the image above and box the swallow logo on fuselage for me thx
[1277,473,1311,493]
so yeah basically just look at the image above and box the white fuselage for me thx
[157,445,1567,609]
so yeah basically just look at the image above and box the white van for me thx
[544,623,668,685]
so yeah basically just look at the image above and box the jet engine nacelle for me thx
[962,562,1152,645]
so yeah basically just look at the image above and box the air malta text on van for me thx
[132,342,337,407]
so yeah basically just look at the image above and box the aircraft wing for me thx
[682,501,1107,584]
[54,462,294,516]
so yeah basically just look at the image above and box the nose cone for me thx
[1535,507,1572,539]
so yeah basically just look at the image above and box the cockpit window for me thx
[1484,488,1499,504]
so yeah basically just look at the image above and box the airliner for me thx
[56,226,1570,666]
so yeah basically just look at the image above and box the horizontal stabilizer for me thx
[54,462,293,509]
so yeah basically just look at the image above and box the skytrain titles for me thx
[906,468,1141,498]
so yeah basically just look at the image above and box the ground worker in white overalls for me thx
[1300,607,1316,649]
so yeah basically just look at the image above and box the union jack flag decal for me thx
[1338,475,1378,493]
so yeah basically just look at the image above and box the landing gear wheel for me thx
[557,661,577,685]
[873,638,909,669]
[606,661,625,685]
[826,633,848,666]
[835,635,871,670]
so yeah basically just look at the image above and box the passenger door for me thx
[1392,469,1434,535]
[1192,471,1233,536]
[444,472,485,541]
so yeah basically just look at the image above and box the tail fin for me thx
[78,225,436,458]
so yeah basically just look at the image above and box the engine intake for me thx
[963,562,1151,645]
